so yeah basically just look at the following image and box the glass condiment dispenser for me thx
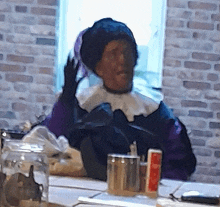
[0,139,49,207]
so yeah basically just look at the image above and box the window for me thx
[56,0,166,94]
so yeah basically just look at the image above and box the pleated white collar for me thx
[76,83,162,122]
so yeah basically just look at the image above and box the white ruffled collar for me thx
[76,83,162,122]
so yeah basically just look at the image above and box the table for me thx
[48,176,220,207]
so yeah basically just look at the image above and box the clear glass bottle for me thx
[0,139,49,207]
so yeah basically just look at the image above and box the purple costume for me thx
[43,18,196,181]
[43,96,196,181]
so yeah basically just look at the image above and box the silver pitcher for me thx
[107,154,140,196]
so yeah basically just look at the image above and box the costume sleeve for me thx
[42,55,87,138]
[160,118,197,180]
[42,99,73,138]
[133,101,196,181]
[42,98,87,138]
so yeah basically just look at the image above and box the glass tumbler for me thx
[0,139,49,207]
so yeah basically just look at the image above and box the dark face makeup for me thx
[95,40,135,93]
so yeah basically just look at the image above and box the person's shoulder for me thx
[148,101,176,121]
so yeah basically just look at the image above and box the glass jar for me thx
[0,139,49,207]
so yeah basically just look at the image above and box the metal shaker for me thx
[107,154,140,196]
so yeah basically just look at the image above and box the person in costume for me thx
[43,18,196,181]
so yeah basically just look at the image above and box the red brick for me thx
[163,97,180,107]
[197,161,217,167]
[30,84,53,94]
[7,0,34,3]
[209,122,220,129]
[181,100,207,108]
[12,102,26,112]
[205,91,220,100]
[7,54,34,63]
[166,19,185,28]
[167,9,192,19]
[163,69,176,77]
[191,138,206,146]
[211,14,220,21]
[0,64,26,72]
[195,11,209,21]
[207,73,218,81]
[164,48,190,59]
[192,32,207,40]
[8,15,36,25]
[14,83,27,92]
[35,75,53,85]
[165,29,191,38]
[163,77,180,87]
[0,2,12,12]
[210,103,220,110]
[5,74,33,83]
[214,151,220,158]
[214,84,220,90]
[192,52,220,61]
[38,17,56,26]
[14,25,30,34]
[209,33,220,42]
[37,0,57,6]
[188,110,213,118]
[191,130,213,137]
[6,34,35,44]
[172,108,188,116]
[15,45,40,55]
[183,81,211,90]
[190,72,204,80]
[167,0,187,8]
[15,6,27,13]
[186,90,203,99]
[42,47,55,56]
[31,7,56,16]
[0,120,9,129]
[179,41,213,51]
[193,148,212,157]
[214,64,220,71]
[188,1,217,11]
[39,67,53,75]
[36,38,55,45]
[187,21,214,30]
[164,59,181,68]
[36,95,46,103]
[35,95,55,104]
[0,111,16,119]
[0,14,5,21]
[30,25,55,36]
[34,57,55,67]
[0,33,3,41]
[163,88,186,98]
[196,167,220,176]
[184,61,211,70]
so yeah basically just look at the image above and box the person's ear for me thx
[95,61,103,78]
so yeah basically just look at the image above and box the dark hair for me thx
[80,18,138,73]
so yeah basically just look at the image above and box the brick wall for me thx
[163,0,220,183]
[0,0,58,129]
[1,0,220,184]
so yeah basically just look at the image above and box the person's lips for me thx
[116,70,130,76]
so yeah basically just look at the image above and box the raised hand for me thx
[60,55,82,104]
